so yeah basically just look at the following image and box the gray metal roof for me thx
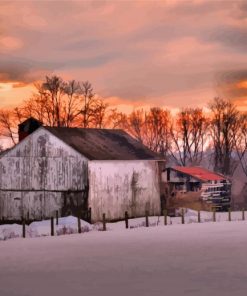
[44,126,162,160]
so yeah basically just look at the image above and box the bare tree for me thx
[233,112,247,177]
[170,108,208,166]
[124,108,171,158]
[0,109,23,145]
[0,75,110,147]
[128,109,145,143]
[144,108,171,157]
[209,97,239,176]
[105,108,128,129]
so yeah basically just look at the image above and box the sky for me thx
[0,0,247,112]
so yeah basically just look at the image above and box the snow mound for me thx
[28,216,92,237]
[0,224,23,241]
[56,216,92,235]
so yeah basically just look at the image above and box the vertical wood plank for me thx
[213,208,216,222]
[56,210,59,225]
[51,217,54,236]
[125,211,129,229]
[102,213,106,231]
[145,210,149,227]
[22,218,26,238]
[164,209,167,226]
[228,208,231,222]
[181,208,185,224]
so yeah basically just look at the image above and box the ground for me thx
[0,220,247,296]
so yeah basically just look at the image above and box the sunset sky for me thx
[1,0,247,112]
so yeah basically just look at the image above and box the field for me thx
[0,218,247,296]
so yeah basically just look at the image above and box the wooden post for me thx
[125,211,129,229]
[145,210,149,227]
[56,210,59,225]
[51,217,54,236]
[228,208,231,222]
[213,208,216,222]
[78,214,81,233]
[181,208,185,224]
[242,208,245,221]
[164,209,167,225]
[198,210,201,223]
[22,218,26,238]
[102,213,106,231]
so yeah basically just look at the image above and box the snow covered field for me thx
[1,219,247,295]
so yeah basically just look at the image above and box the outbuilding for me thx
[162,166,231,211]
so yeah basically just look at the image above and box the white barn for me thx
[0,118,165,222]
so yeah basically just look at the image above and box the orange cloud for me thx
[0,36,23,51]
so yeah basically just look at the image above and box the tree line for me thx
[0,75,247,178]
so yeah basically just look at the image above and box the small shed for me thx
[162,166,231,211]
[0,119,165,222]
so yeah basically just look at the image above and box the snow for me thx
[0,209,246,240]
[0,224,22,241]
[29,216,92,237]
[0,216,92,240]
[0,220,247,295]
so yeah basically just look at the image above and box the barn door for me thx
[61,189,89,221]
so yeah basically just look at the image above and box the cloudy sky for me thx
[0,0,247,112]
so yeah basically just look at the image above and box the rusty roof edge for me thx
[167,166,227,182]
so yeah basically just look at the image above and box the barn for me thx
[0,118,165,222]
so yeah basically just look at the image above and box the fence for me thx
[1,207,246,239]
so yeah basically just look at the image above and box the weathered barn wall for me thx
[88,160,161,222]
[0,128,88,220]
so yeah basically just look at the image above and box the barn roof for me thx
[44,126,162,160]
[172,166,226,182]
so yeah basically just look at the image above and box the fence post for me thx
[77,213,81,233]
[51,217,54,236]
[125,211,129,229]
[102,213,106,231]
[164,209,167,226]
[22,218,26,238]
[145,210,149,227]
[198,210,201,223]
[181,208,185,224]
[242,208,245,221]
[56,210,59,225]
[228,208,231,222]
[213,208,216,222]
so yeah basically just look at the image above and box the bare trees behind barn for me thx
[1,74,247,178]
[233,112,247,177]
[0,76,109,144]
[209,98,240,176]
[124,108,171,158]
[26,76,108,128]
[169,108,208,166]
[0,107,25,145]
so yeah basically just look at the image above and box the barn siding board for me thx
[88,160,161,222]
[0,128,88,220]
